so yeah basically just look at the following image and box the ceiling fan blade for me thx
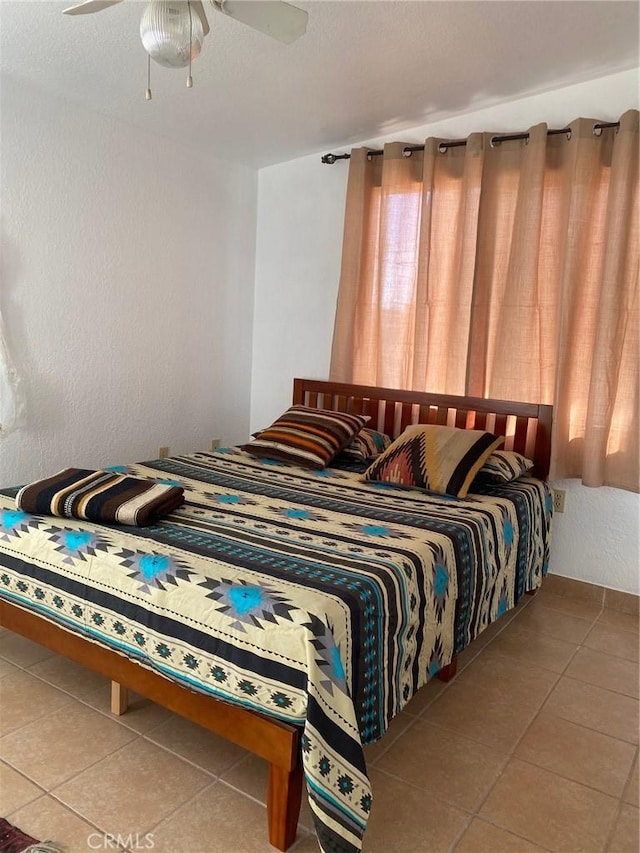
[213,1,308,44]
[192,0,211,36]
[63,0,123,15]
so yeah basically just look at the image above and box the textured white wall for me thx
[252,68,640,594]
[0,74,257,485]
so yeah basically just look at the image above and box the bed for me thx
[0,378,553,853]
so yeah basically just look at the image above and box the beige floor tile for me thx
[623,755,639,807]
[597,609,639,635]
[82,684,171,733]
[1,701,137,789]
[364,768,469,852]
[375,719,508,811]
[544,677,639,744]
[7,794,105,852]
[565,647,639,699]
[220,752,315,832]
[0,670,73,737]
[0,656,18,679]
[478,601,526,636]
[144,712,249,776]
[480,758,619,851]
[28,653,108,697]
[217,750,269,801]
[402,676,446,716]
[456,619,507,671]
[477,622,578,674]
[53,738,212,836]
[607,804,639,853]
[542,574,605,605]
[423,679,543,752]
[0,760,44,814]
[585,623,640,663]
[532,589,603,621]
[454,818,550,852]
[605,590,640,616]
[150,781,292,853]
[362,711,415,763]
[515,712,636,797]
[0,631,56,668]
[512,603,595,644]
[450,647,559,706]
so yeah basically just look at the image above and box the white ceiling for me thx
[1,0,638,168]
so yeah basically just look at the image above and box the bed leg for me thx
[437,656,458,683]
[110,681,129,716]
[267,761,304,851]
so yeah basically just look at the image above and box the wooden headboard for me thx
[293,378,553,480]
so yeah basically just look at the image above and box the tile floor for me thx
[1,580,638,853]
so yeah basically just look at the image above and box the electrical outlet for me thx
[552,488,566,513]
[158,446,170,459]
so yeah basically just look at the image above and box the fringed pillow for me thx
[243,406,370,469]
[475,450,534,484]
[362,424,504,498]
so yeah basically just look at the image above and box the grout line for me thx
[471,815,555,852]
[448,813,476,852]
[601,791,630,853]
[365,711,426,765]
[0,759,48,811]
[217,776,270,810]
[370,763,477,817]
[508,755,625,803]
[618,744,639,806]
[549,671,640,710]
[10,789,110,838]
[138,732,221,779]
[141,777,219,836]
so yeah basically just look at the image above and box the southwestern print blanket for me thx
[0,448,552,853]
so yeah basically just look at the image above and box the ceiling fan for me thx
[63,1,308,93]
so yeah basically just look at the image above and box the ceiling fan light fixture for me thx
[140,1,204,69]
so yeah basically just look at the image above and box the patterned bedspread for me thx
[0,448,552,853]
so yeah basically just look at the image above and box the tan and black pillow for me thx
[475,450,534,484]
[341,428,392,462]
[362,424,503,498]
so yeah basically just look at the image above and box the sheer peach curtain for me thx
[330,110,639,490]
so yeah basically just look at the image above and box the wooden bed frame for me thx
[0,379,552,851]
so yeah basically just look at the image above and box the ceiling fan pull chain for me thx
[145,53,152,100]
[187,1,194,88]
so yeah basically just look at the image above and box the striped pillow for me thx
[243,406,370,469]
[476,450,534,484]
[341,428,392,461]
[362,424,504,498]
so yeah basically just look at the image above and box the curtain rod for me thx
[321,121,621,164]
